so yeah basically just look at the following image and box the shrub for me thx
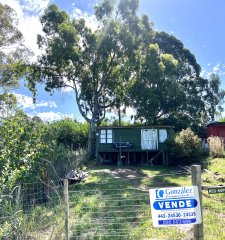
[49,118,89,150]
[207,136,224,158]
[166,128,202,165]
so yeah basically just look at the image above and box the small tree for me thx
[49,118,89,150]
[167,128,202,164]
[207,136,224,158]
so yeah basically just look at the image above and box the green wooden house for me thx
[96,126,171,166]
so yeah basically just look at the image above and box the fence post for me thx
[15,185,21,207]
[191,165,204,240]
[64,179,70,240]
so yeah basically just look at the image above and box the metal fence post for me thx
[64,179,70,240]
[191,165,204,240]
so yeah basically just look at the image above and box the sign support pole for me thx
[191,165,204,240]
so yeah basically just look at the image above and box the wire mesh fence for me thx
[1,167,225,239]
[0,180,65,239]
[67,170,191,240]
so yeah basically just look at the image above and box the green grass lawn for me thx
[1,157,225,240]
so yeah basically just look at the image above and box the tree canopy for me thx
[0,3,31,91]
[128,31,225,130]
[26,0,224,156]
[28,1,143,155]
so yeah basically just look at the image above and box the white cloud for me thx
[0,0,50,16]
[71,7,99,31]
[211,63,225,77]
[14,93,57,109]
[0,0,51,60]
[201,63,225,80]
[30,111,76,122]
[19,0,50,15]
[18,15,44,59]
[60,77,75,93]
[213,63,220,72]
[125,107,136,117]
[200,69,212,78]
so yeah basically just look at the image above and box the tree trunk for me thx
[87,120,96,159]
[118,107,121,126]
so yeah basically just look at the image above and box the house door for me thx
[141,129,158,150]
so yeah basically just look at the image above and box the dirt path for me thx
[95,168,193,238]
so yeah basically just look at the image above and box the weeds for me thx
[1,158,225,239]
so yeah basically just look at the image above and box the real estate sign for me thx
[149,186,202,227]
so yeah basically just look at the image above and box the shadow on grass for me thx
[68,165,191,240]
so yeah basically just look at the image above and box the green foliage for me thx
[0,93,17,118]
[0,216,23,240]
[99,117,132,126]
[0,3,31,91]
[0,111,50,189]
[219,117,225,122]
[0,109,89,191]
[49,118,89,150]
[130,30,224,129]
[26,0,225,152]
[166,128,202,164]
[27,1,157,156]
[129,43,180,124]
[204,73,225,121]
[207,136,225,158]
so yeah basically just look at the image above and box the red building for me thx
[206,122,225,139]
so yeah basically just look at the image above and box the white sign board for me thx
[149,186,202,227]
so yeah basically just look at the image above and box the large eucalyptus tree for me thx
[27,0,224,157]
[28,1,152,157]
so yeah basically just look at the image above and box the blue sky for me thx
[1,0,225,121]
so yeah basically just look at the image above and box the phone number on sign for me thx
[158,218,196,225]
[158,212,196,219]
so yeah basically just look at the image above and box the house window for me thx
[141,129,158,150]
[159,129,168,143]
[100,129,113,143]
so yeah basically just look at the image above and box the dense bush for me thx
[0,111,50,189]
[207,136,224,158]
[0,113,89,191]
[49,118,89,150]
[166,128,202,165]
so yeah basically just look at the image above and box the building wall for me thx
[206,125,225,139]
[97,127,170,152]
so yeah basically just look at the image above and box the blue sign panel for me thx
[153,199,198,210]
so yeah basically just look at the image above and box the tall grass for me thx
[1,158,225,239]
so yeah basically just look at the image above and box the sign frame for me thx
[149,186,202,227]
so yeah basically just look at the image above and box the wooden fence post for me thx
[191,165,204,240]
[15,185,21,207]
[64,179,70,240]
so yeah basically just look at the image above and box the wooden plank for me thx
[191,165,204,240]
